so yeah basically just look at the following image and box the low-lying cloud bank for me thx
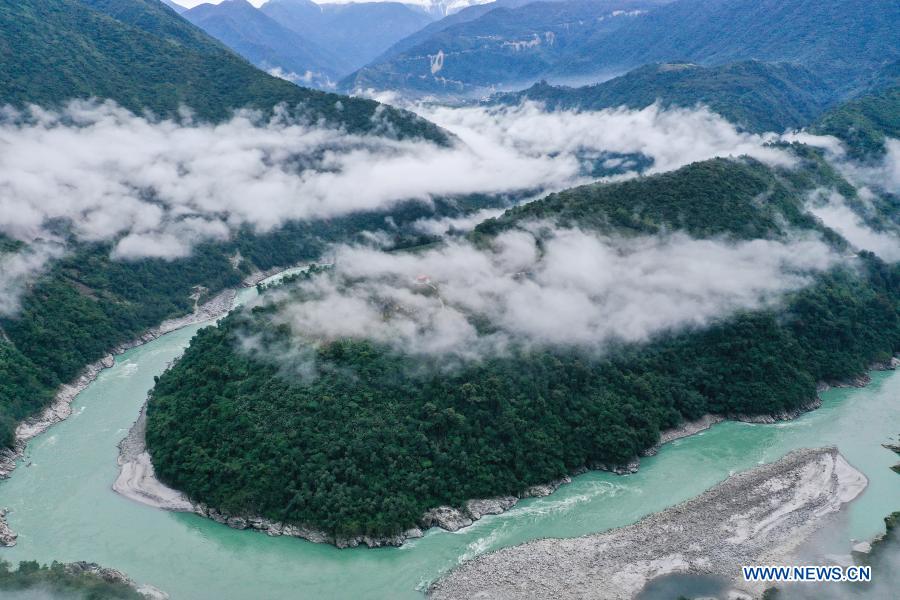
[0,241,64,317]
[268,227,838,362]
[0,100,794,262]
[807,189,900,262]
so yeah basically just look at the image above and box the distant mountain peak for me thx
[160,0,187,13]
[312,0,493,17]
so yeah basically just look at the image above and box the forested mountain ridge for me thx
[492,61,835,133]
[0,0,444,139]
[473,154,843,240]
[341,0,667,96]
[369,0,563,64]
[346,0,899,99]
[183,0,351,87]
[260,0,438,74]
[0,196,504,448]
[145,154,900,540]
[554,0,900,93]
[813,85,900,160]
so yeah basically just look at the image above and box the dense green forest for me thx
[0,0,444,140]
[0,561,142,599]
[494,61,835,133]
[145,156,900,538]
[813,85,900,159]
[474,153,848,241]
[0,196,505,448]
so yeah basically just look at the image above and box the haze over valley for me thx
[0,1,898,599]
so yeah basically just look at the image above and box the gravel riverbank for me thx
[428,447,868,600]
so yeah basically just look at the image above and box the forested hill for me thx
[554,0,900,93]
[145,154,900,540]
[182,0,351,88]
[492,62,834,133]
[0,0,443,139]
[813,85,900,160]
[346,0,898,99]
[0,196,501,448]
[475,155,848,240]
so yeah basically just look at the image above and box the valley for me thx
[0,0,898,598]
[0,280,896,598]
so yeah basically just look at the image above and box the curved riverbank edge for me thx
[112,357,898,550]
[58,562,170,600]
[0,265,299,546]
[428,447,868,600]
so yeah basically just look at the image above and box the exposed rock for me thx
[136,585,170,600]
[421,506,473,532]
[732,397,822,424]
[63,562,169,599]
[851,540,872,555]
[595,458,641,475]
[520,476,571,499]
[642,414,725,457]
[0,508,17,547]
[872,356,900,371]
[429,448,867,600]
[465,496,518,520]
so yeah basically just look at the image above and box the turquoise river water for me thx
[0,285,897,599]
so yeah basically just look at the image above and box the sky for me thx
[170,0,468,8]
[173,0,266,7]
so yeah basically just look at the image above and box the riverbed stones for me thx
[428,447,867,600]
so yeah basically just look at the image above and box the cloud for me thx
[842,138,900,196]
[0,241,65,317]
[0,100,798,262]
[415,102,797,175]
[807,189,900,261]
[266,226,839,364]
[783,132,900,197]
[411,207,507,236]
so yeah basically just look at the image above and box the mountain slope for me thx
[183,0,350,86]
[0,0,444,139]
[557,0,900,93]
[372,0,546,62]
[493,61,835,133]
[261,0,437,73]
[145,155,900,540]
[160,0,186,14]
[347,0,899,98]
[813,86,900,159]
[342,0,666,96]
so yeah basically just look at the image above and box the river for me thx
[0,284,897,599]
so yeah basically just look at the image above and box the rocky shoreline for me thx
[116,354,898,549]
[59,561,168,600]
[428,447,868,600]
[111,361,884,549]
